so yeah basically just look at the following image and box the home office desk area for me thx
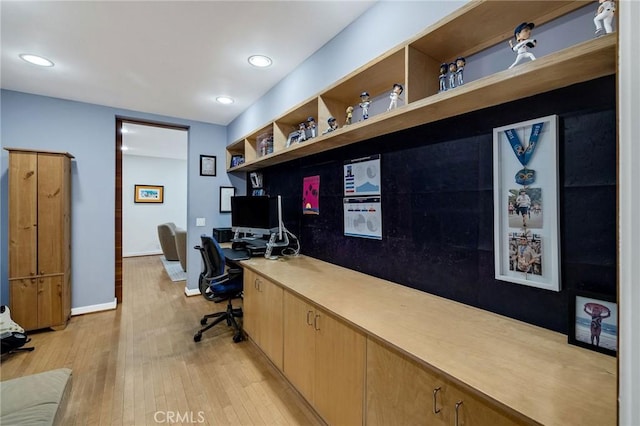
[234,254,616,426]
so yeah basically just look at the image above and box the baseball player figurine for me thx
[359,92,371,120]
[448,62,457,90]
[508,22,536,69]
[387,83,403,111]
[594,0,615,36]
[438,63,448,92]
[455,57,466,86]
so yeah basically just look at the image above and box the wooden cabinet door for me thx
[37,153,67,275]
[258,276,283,369]
[243,269,259,339]
[314,307,365,426]
[8,152,37,279]
[366,337,445,426]
[283,291,315,403]
[38,275,65,329]
[9,278,38,331]
[243,270,283,369]
[441,382,525,426]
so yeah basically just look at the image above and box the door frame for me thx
[115,116,189,302]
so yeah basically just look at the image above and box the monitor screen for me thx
[231,196,278,237]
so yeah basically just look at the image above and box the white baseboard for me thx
[123,250,162,258]
[71,298,117,316]
[184,286,200,297]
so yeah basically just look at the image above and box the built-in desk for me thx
[239,255,616,426]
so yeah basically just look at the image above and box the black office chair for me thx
[193,235,244,343]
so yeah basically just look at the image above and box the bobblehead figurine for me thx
[455,57,466,86]
[388,83,403,111]
[298,122,307,142]
[439,63,448,92]
[508,22,536,69]
[306,116,317,138]
[594,0,615,36]
[359,92,371,120]
[323,116,338,135]
[448,62,457,90]
[345,106,354,125]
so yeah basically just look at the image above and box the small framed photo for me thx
[219,186,235,213]
[569,290,617,356]
[200,155,217,177]
[230,154,244,168]
[134,184,164,203]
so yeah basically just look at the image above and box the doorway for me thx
[115,117,189,302]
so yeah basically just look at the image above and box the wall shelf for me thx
[227,1,614,172]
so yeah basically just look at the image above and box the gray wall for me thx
[0,89,232,309]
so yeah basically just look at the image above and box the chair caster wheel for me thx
[233,334,244,343]
[194,333,202,342]
[200,318,207,326]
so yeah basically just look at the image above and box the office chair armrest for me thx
[228,267,242,275]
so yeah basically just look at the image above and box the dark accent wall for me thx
[257,76,616,333]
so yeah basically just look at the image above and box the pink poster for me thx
[303,175,320,215]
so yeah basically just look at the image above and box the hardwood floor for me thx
[1,255,323,426]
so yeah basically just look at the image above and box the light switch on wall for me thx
[196,218,206,227]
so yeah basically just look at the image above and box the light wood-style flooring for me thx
[0,255,323,426]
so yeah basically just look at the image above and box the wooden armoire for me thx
[5,148,73,331]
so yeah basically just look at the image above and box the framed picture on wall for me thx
[493,115,561,291]
[134,184,164,203]
[200,155,217,177]
[569,290,617,356]
[219,186,235,213]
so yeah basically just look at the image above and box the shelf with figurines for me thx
[226,1,617,173]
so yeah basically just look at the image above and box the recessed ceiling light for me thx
[19,53,54,67]
[248,55,272,68]
[216,96,234,105]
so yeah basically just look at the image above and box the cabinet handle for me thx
[432,387,441,414]
[306,310,314,326]
[455,400,463,426]
[313,314,320,331]
[254,278,260,291]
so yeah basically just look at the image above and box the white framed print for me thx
[493,115,561,291]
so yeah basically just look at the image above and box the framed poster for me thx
[493,115,560,291]
[219,186,235,213]
[199,155,216,177]
[569,290,617,356]
[344,197,382,240]
[343,154,381,196]
[134,184,164,203]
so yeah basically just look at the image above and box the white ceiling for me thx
[1,0,375,127]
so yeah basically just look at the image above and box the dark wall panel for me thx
[257,76,616,333]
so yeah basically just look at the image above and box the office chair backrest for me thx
[200,235,226,277]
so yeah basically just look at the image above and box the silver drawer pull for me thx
[432,387,441,414]
[455,400,463,426]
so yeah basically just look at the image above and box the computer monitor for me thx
[230,196,278,238]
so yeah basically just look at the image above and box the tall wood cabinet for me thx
[5,148,73,331]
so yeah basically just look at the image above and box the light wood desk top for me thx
[241,254,616,426]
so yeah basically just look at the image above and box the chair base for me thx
[194,299,244,343]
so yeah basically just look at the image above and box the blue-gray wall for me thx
[0,89,237,309]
